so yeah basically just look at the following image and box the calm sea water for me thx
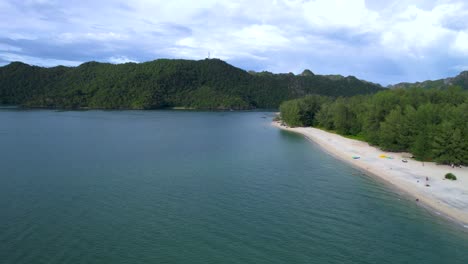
[0,110,467,264]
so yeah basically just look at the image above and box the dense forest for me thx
[0,59,383,109]
[279,88,468,166]
[389,71,468,90]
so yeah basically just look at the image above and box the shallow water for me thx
[0,110,467,263]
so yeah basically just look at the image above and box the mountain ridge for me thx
[388,71,468,90]
[0,58,384,109]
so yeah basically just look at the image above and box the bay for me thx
[0,110,467,264]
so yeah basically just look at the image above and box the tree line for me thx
[0,59,383,109]
[279,88,468,166]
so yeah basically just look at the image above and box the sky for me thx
[1,0,468,85]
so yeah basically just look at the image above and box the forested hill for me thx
[279,88,468,165]
[0,59,383,109]
[389,71,468,90]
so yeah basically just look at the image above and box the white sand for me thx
[273,121,468,226]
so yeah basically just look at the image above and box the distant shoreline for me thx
[0,105,277,112]
[273,121,468,227]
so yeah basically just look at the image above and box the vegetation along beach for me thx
[276,88,468,226]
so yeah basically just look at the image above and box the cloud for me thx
[452,64,468,72]
[303,0,379,31]
[0,52,82,66]
[452,31,468,55]
[380,3,462,56]
[232,24,290,51]
[56,32,129,43]
[0,43,22,52]
[1,0,468,84]
[108,56,138,64]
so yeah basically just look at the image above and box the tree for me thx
[279,100,302,127]
[315,102,334,130]
[332,98,355,135]
[379,106,405,151]
[432,122,468,165]
[278,87,468,165]
[412,129,433,163]
[0,59,383,109]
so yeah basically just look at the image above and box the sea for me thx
[1,109,467,263]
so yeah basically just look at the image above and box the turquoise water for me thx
[0,110,467,264]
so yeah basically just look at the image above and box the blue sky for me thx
[1,0,468,85]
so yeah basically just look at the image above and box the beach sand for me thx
[273,121,468,227]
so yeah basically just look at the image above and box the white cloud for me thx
[303,0,379,31]
[108,56,138,64]
[56,32,128,43]
[175,37,197,48]
[172,24,290,60]
[231,24,290,51]
[452,64,468,71]
[0,44,22,52]
[379,3,463,57]
[1,0,468,84]
[0,52,82,66]
[452,31,468,55]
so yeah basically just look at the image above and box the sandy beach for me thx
[273,121,468,227]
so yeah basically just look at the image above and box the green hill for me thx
[0,59,383,109]
[388,71,468,90]
[279,88,468,165]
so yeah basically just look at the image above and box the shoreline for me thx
[273,121,468,227]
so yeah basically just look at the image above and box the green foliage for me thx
[279,99,303,127]
[279,95,330,127]
[0,59,383,109]
[445,173,457,180]
[432,122,467,165]
[315,102,334,130]
[280,88,468,165]
[331,98,356,135]
[412,129,433,162]
[389,71,468,91]
[379,106,407,151]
